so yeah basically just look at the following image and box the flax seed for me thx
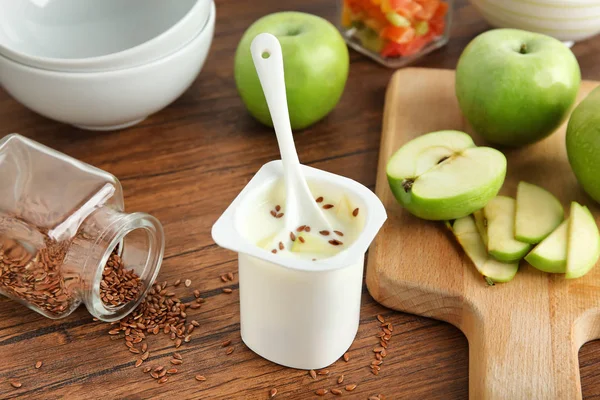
[331,389,342,395]
[222,340,232,347]
[383,335,391,341]
[170,359,182,365]
[383,328,391,335]
[220,274,228,282]
[270,210,277,217]
[298,237,305,243]
[173,352,182,360]
[305,226,311,232]
[373,347,384,353]
[316,196,324,203]
[380,341,388,349]
[352,208,359,217]
[337,375,344,384]
[343,352,350,362]
[297,225,306,232]
[328,239,343,246]
[135,359,143,368]
[184,279,191,287]
[323,204,334,209]
[372,360,383,366]
[387,323,394,332]
[226,346,234,355]
[275,205,281,212]
[10,380,22,388]
[309,370,317,379]
[317,369,329,375]
[35,361,43,369]
[142,343,148,352]
[381,349,387,357]
[227,272,234,281]
[154,366,164,373]
[151,372,159,379]
[166,368,178,374]
[191,320,200,327]
[223,288,233,294]
[190,303,201,309]
[158,376,168,384]
[195,375,206,381]
[129,347,141,354]
[319,230,330,236]
[109,329,121,335]
[345,384,357,391]
[290,232,296,241]
[143,366,152,373]
[377,314,384,323]
[175,338,182,348]
[173,279,181,286]
[279,242,284,250]
[276,213,284,218]
[270,388,278,398]
[315,389,328,396]
[271,249,277,254]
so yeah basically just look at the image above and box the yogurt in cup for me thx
[212,160,386,369]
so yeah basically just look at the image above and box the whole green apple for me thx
[566,86,600,203]
[234,12,349,130]
[456,29,580,147]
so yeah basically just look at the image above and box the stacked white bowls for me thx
[469,0,600,43]
[0,0,215,130]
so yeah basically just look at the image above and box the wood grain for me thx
[0,0,599,398]
[366,68,600,400]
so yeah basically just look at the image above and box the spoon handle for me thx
[250,33,300,168]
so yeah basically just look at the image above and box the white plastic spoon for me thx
[250,33,332,237]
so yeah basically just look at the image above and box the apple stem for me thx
[519,43,527,54]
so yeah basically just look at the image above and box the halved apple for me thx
[484,196,531,262]
[387,130,506,220]
[524,219,568,273]
[565,202,600,279]
[451,215,518,283]
[515,181,564,243]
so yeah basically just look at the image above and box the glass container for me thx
[0,134,164,321]
[338,0,454,68]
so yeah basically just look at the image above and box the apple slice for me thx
[451,216,518,283]
[473,209,488,246]
[565,203,600,279]
[524,219,568,273]
[484,196,531,262]
[290,233,340,257]
[387,130,506,221]
[515,181,564,243]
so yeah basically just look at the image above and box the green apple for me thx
[386,130,506,220]
[484,196,531,262]
[566,86,600,204]
[451,216,519,283]
[456,28,581,147]
[565,202,600,279]
[234,12,349,130]
[525,219,568,273]
[290,233,339,257]
[515,181,564,243]
[473,209,488,246]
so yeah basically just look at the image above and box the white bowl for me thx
[0,2,215,131]
[469,0,600,42]
[0,0,211,72]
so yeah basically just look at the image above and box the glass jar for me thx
[0,134,164,321]
[338,0,453,68]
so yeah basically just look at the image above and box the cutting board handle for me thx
[467,316,581,400]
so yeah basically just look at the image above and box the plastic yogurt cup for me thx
[212,160,386,369]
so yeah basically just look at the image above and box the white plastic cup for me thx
[212,160,386,370]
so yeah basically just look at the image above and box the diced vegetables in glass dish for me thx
[339,0,453,68]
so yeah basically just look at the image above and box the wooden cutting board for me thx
[366,67,600,400]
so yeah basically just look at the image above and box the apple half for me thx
[524,219,568,273]
[387,130,506,221]
[515,181,564,243]
[565,202,600,279]
[484,196,531,262]
[451,215,518,283]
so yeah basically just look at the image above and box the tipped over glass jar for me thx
[339,0,453,68]
[0,134,164,321]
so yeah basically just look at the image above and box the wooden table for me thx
[1,0,599,399]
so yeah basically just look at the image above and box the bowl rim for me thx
[0,0,211,72]
[0,2,216,78]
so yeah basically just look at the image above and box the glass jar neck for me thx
[66,206,164,321]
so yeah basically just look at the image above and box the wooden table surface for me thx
[1,0,600,399]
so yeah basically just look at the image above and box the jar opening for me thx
[85,212,164,322]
